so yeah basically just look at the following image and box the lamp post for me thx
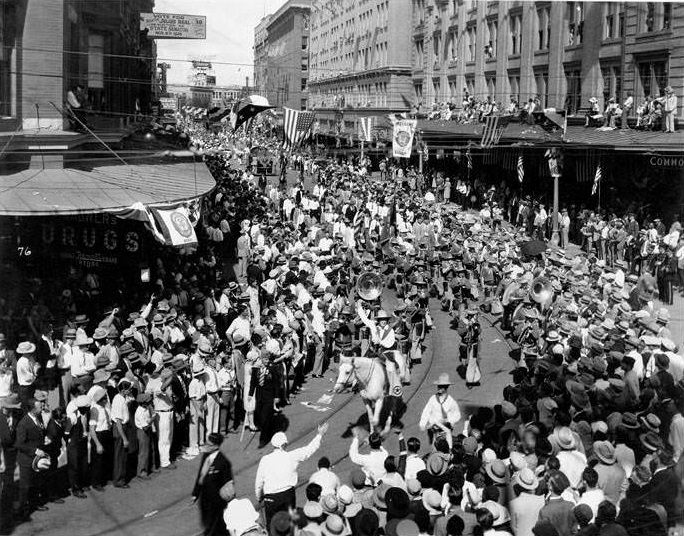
[546,147,563,247]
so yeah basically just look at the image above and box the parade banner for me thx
[152,207,198,246]
[392,119,417,158]
[140,13,206,39]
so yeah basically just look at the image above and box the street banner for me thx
[392,119,417,158]
[140,13,206,39]
[152,207,198,246]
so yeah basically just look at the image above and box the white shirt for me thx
[405,454,427,481]
[578,488,605,522]
[111,393,130,425]
[226,316,251,343]
[349,437,388,486]
[557,449,588,489]
[145,375,174,411]
[135,405,154,429]
[255,433,323,497]
[16,356,38,386]
[419,393,461,430]
[89,403,112,432]
[308,467,341,496]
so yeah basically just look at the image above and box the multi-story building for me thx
[0,0,156,134]
[260,0,312,110]
[412,0,683,116]
[254,15,272,97]
[307,0,414,135]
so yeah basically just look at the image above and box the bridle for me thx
[349,356,376,387]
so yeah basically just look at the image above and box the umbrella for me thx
[520,239,548,257]
[230,95,274,131]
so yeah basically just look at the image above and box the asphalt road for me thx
[13,169,517,536]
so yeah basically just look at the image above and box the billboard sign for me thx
[140,13,207,39]
[159,97,177,111]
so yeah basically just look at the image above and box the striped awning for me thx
[0,161,215,216]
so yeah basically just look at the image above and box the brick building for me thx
[256,0,312,110]
[0,0,156,135]
[412,0,683,117]
[253,15,272,97]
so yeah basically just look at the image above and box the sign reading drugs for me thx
[140,13,207,39]
[392,119,417,158]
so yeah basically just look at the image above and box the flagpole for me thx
[598,176,601,213]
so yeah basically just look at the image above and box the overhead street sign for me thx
[140,13,207,39]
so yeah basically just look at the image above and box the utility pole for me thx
[418,130,423,174]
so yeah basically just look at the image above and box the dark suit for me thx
[0,412,19,529]
[192,450,233,536]
[644,467,679,526]
[14,413,46,514]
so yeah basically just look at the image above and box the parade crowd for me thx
[0,122,683,536]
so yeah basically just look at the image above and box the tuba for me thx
[356,271,384,301]
[530,277,554,307]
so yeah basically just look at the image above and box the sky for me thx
[154,0,285,89]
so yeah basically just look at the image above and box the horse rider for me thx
[356,302,405,396]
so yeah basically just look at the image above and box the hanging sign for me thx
[392,119,417,158]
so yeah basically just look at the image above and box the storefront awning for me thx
[563,126,684,152]
[0,161,216,216]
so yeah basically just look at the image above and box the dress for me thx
[243,350,260,413]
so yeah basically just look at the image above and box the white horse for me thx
[333,351,408,432]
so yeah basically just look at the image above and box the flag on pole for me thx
[592,163,602,195]
[283,107,316,150]
[517,154,524,183]
[480,115,508,148]
[466,147,473,170]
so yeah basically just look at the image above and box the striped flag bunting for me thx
[501,150,516,171]
[517,155,524,183]
[283,107,316,150]
[483,149,497,166]
[480,115,508,148]
[592,162,602,195]
[358,116,373,142]
[576,152,596,183]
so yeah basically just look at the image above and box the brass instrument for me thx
[530,277,554,307]
[356,271,384,301]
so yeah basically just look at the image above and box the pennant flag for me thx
[230,95,274,131]
[517,154,524,183]
[358,116,373,142]
[283,107,316,150]
[592,163,602,196]
[392,119,417,158]
[152,207,198,246]
[480,115,508,148]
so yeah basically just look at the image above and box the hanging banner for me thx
[358,117,373,142]
[392,119,417,158]
[152,207,198,246]
[140,13,207,39]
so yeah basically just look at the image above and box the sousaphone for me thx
[356,271,383,301]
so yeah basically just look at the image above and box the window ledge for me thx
[534,49,549,56]
[485,56,497,64]
[508,54,521,60]
[635,29,672,40]
[565,43,583,51]
[602,37,623,45]
[466,61,476,67]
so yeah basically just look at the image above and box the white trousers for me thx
[206,394,220,435]
[157,411,174,467]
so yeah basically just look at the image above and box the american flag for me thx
[592,162,602,196]
[517,154,524,183]
[283,107,316,150]
[480,115,507,148]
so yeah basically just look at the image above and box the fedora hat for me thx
[593,440,616,464]
[557,427,577,450]
[640,413,661,433]
[485,459,507,484]
[514,467,539,491]
[93,327,108,340]
[421,489,442,515]
[93,369,111,384]
[374,309,391,320]
[433,373,452,386]
[373,482,390,510]
[639,431,662,452]
[321,514,345,536]
[621,412,639,429]
[74,314,89,324]
[426,452,449,476]
[16,341,36,354]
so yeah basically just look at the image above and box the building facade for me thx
[412,0,684,116]
[261,0,312,110]
[0,0,156,134]
[254,15,272,96]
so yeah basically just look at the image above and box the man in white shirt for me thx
[555,426,587,489]
[349,430,388,486]
[577,467,605,522]
[111,379,132,487]
[145,368,175,468]
[16,342,38,406]
[308,456,340,497]
[255,423,328,527]
[419,373,462,444]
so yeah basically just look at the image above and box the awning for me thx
[0,161,216,216]
[563,125,684,152]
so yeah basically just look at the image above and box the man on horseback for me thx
[356,302,407,397]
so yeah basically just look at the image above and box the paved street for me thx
[14,285,515,536]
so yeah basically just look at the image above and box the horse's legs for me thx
[371,397,383,430]
[364,400,376,433]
